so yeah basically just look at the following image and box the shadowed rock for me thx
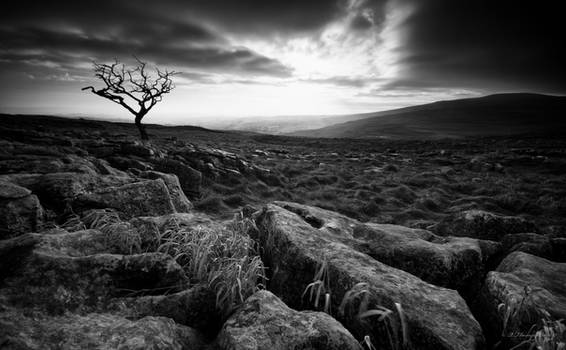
[37,228,145,256]
[0,181,43,238]
[479,251,566,342]
[74,179,177,218]
[120,142,156,158]
[0,172,134,213]
[111,284,221,338]
[3,251,188,313]
[501,232,566,262]
[0,233,39,281]
[153,158,202,199]
[217,290,362,350]
[140,170,193,213]
[433,210,537,241]
[274,201,501,295]
[0,307,205,350]
[108,156,152,171]
[256,203,485,350]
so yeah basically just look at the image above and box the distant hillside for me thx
[289,93,566,139]
[202,113,375,134]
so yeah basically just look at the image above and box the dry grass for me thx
[339,282,409,350]
[82,209,142,254]
[497,285,566,350]
[302,258,331,313]
[301,262,409,350]
[157,214,266,318]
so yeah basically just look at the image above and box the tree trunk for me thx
[135,114,149,141]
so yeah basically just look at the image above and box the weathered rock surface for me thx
[0,182,43,238]
[38,229,128,256]
[3,251,188,313]
[0,233,39,281]
[120,142,156,158]
[0,172,133,213]
[108,156,152,171]
[153,158,202,199]
[274,201,501,295]
[433,210,537,241]
[140,170,193,213]
[90,158,128,177]
[501,232,566,262]
[480,252,566,339]
[74,179,177,218]
[111,284,220,338]
[217,290,362,350]
[0,307,205,350]
[0,181,32,199]
[256,203,485,350]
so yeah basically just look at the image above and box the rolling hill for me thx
[289,93,566,139]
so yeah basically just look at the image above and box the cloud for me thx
[390,0,566,92]
[0,1,293,78]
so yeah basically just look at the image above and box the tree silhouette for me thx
[82,58,176,140]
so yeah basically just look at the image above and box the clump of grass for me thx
[339,282,409,350]
[60,213,86,232]
[157,214,266,318]
[300,261,409,349]
[498,285,544,338]
[302,258,331,314]
[497,285,565,350]
[82,208,121,229]
[533,319,566,350]
[361,335,377,350]
[82,208,142,254]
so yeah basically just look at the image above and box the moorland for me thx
[0,113,565,350]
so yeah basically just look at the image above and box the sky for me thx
[0,0,565,125]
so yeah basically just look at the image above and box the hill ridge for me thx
[289,93,566,139]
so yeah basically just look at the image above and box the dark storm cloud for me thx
[0,0,294,78]
[177,0,346,34]
[394,0,566,92]
[350,14,374,31]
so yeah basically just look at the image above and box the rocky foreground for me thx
[1,121,565,349]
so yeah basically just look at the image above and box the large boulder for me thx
[140,170,193,213]
[501,232,566,262]
[0,233,39,281]
[111,284,221,338]
[433,210,537,241]
[108,156,152,171]
[153,158,202,199]
[480,252,566,342]
[120,142,155,158]
[0,181,43,238]
[0,172,134,212]
[37,228,145,256]
[256,203,485,350]
[217,290,362,350]
[74,179,177,218]
[3,251,188,313]
[274,201,501,296]
[0,150,102,175]
[0,307,205,350]
[89,158,129,177]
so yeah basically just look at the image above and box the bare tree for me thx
[82,58,176,140]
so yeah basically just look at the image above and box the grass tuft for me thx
[82,208,142,254]
[302,258,332,313]
[339,282,409,350]
[497,285,566,350]
[157,213,266,318]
